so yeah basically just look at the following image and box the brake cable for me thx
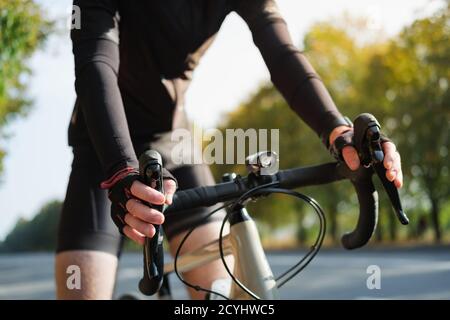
[218,186,326,298]
[173,182,326,300]
[257,189,326,287]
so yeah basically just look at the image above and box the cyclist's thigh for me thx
[57,145,123,256]
[55,250,118,299]
[55,146,123,299]
[164,164,227,239]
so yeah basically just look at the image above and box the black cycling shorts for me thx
[56,132,225,256]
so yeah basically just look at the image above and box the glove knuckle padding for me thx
[330,130,354,161]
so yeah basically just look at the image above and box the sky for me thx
[0,0,438,239]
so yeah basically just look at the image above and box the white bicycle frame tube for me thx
[163,210,278,300]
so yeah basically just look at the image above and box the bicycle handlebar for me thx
[165,163,342,214]
[165,161,377,249]
[165,113,408,250]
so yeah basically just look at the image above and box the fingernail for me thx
[157,194,165,203]
[155,214,164,224]
[388,170,396,180]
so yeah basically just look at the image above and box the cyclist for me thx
[56,0,403,300]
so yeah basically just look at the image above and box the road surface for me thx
[1,247,449,299]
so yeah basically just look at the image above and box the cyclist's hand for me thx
[329,126,403,189]
[103,168,177,245]
[123,178,177,245]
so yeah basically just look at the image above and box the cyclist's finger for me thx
[123,225,145,245]
[382,142,397,170]
[394,167,403,188]
[387,151,402,184]
[130,180,165,205]
[386,168,396,181]
[164,179,177,205]
[125,199,164,224]
[342,146,360,171]
[124,213,156,238]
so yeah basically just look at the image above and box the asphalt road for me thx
[1,247,449,300]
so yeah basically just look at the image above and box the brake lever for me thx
[354,114,409,225]
[138,150,166,295]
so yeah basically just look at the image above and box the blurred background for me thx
[0,0,448,299]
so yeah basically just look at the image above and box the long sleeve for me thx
[234,0,345,142]
[71,0,138,177]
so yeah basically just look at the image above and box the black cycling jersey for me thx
[70,0,344,178]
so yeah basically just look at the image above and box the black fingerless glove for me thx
[329,129,392,162]
[329,129,355,161]
[101,167,177,234]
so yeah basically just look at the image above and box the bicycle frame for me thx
[162,206,278,300]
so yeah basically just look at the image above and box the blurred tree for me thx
[0,0,51,175]
[302,18,382,242]
[362,4,450,242]
[0,200,61,252]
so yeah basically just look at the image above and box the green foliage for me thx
[0,0,51,174]
[0,200,61,252]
